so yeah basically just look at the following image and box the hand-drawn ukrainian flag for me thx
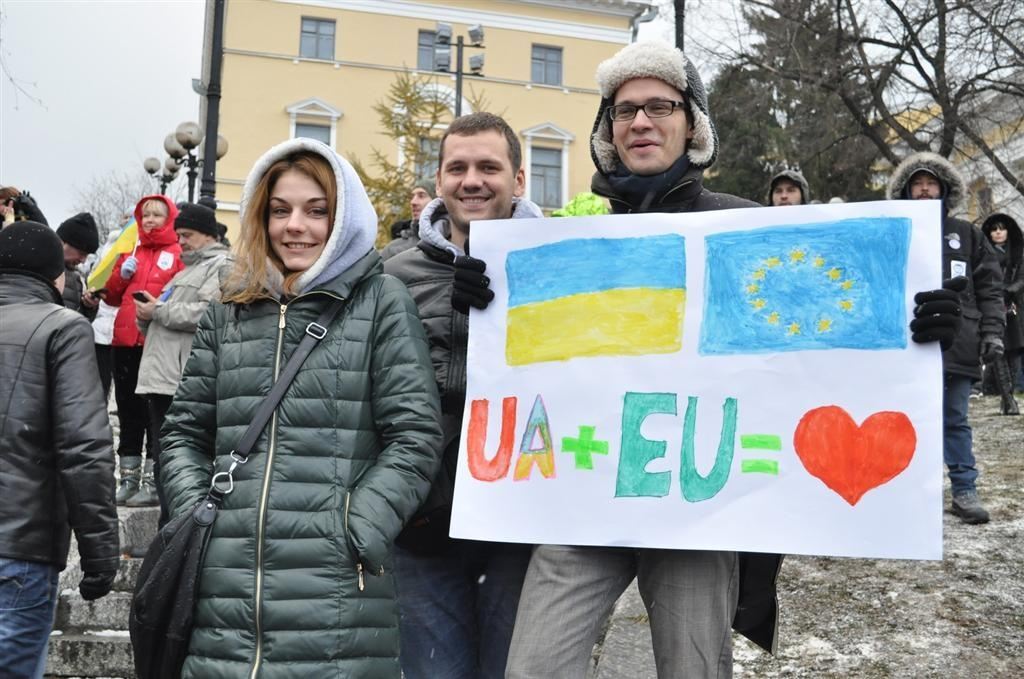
[700,217,910,355]
[86,217,139,289]
[505,234,686,366]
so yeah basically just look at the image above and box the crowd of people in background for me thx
[1,36,1022,679]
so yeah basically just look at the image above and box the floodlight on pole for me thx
[433,24,485,117]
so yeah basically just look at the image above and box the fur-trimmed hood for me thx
[590,40,718,176]
[767,169,809,205]
[886,151,966,212]
[238,137,377,294]
[417,195,544,256]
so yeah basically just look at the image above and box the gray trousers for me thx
[505,545,738,679]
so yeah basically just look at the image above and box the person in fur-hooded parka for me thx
[887,151,1004,522]
[766,168,810,206]
[159,138,443,678]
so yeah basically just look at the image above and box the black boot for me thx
[995,359,1020,416]
[115,455,142,505]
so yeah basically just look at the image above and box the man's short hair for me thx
[438,112,522,171]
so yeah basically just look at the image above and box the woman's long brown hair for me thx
[223,151,337,304]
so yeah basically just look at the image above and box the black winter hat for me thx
[56,212,100,253]
[174,203,219,238]
[0,221,65,282]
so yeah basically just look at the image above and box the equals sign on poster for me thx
[739,434,782,474]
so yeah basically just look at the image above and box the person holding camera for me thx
[102,194,183,505]
[0,186,48,227]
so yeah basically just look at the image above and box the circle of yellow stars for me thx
[744,248,857,335]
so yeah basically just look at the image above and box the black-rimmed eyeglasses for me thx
[606,99,686,122]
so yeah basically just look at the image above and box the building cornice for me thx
[223,48,601,95]
[276,0,634,44]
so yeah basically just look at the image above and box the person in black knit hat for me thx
[0,221,65,283]
[0,220,120,676]
[57,212,100,316]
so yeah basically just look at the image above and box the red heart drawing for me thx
[793,406,917,506]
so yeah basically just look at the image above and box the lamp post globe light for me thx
[143,155,179,195]
[148,123,228,204]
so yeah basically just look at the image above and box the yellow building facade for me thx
[204,0,653,237]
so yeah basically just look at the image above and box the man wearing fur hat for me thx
[381,181,438,261]
[888,153,1004,524]
[0,222,120,676]
[56,211,100,316]
[767,168,810,206]
[507,41,964,678]
[506,40,777,679]
[132,203,233,518]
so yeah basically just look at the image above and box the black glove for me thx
[452,254,494,313]
[79,569,117,601]
[980,334,1004,363]
[910,276,967,351]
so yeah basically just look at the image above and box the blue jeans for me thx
[943,373,978,494]
[0,557,60,679]
[393,541,533,679]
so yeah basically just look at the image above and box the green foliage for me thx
[349,71,450,247]
[349,71,497,247]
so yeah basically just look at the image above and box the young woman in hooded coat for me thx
[981,212,1023,415]
[159,138,443,678]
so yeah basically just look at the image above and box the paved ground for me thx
[591,395,1024,678]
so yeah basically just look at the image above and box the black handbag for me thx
[129,297,345,679]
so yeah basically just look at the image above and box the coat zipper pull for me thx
[357,562,365,591]
[278,304,287,329]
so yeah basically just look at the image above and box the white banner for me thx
[451,200,945,560]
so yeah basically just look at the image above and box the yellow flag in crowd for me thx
[87,218,138,289]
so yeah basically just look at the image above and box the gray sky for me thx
[1,0,205,229]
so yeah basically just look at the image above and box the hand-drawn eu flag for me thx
[700,218,910,355]
[505,234,685,365]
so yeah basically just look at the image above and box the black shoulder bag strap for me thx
[207,296,346,502]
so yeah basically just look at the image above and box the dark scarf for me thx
[604,154,692,213]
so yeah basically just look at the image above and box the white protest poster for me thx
[451,200,944,560]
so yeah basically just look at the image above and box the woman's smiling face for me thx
[267,169,331,272]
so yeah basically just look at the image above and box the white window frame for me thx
[286,97,344,148]
[521,122,575,207]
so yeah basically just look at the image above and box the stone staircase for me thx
[45,505,159,678]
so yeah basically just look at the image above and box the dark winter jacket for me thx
[380,218,418,261]
[0,273,119,572]
[61,263,95,320]
[383,197,544,536]
[590,115,778,652]
[982,212,1024,352]
[159,138,443,679]
[886,152,1004,378]
[104,195,184,347]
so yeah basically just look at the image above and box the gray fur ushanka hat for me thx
[591,40,718,174]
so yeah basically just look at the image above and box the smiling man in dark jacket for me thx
[384,113,544,679]
[0,222,120,678]
[888,152,1004,524]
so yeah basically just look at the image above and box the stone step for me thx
[45,631,135,678]
[55,591,132,632]
[118,505,160,558]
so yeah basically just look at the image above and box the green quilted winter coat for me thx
[159,138,443,678]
